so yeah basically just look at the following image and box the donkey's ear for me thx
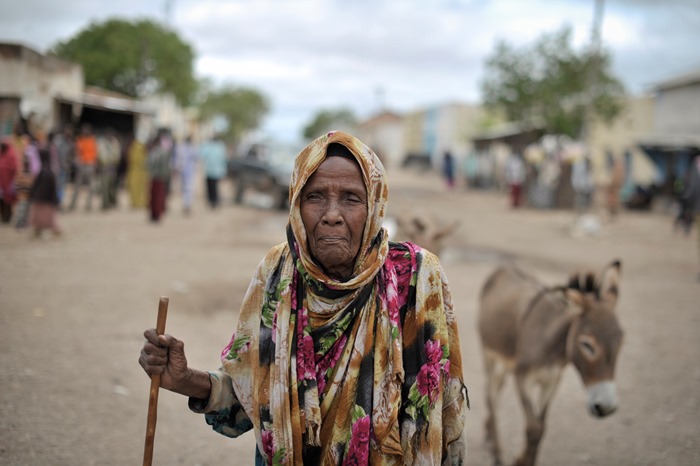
[599,259,621,306]
[565,288,586,314]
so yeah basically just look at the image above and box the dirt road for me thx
[1,170,698,465]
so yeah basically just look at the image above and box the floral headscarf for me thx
[216,131,467,465]
[288,130,389,289]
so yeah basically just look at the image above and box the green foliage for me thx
[271,447,286,466]
[351,405,367,423]
[480,27,625,138]
[225,334,250,361]
[52,18,197,105]
[406,383,430,420]
[260,277,291,328]
[317,310,354,354]
[302,108,357,140]
[200,86,270,145]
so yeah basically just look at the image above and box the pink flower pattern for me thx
[417,363,441,403]
[262,429,275,465]
[315,334,347,394]
[221,333,235,359]
[343,415,370,466]
[425,339,443,365]
[406,337,452,419]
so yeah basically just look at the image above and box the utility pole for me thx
[374,85,386,114]
[163,0,175,27]
[580,0,605,143]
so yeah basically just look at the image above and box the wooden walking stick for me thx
[143,296,169,466]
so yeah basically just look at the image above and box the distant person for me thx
[199,135,227,209]
[147,129,174,223]
[463,150,479,188]
[52,126,74,206]
[176,136,198,215]
[443,149,455,189]
[605,152,624,219]
[97,128,121,210]
[14,134,41,229]
[8,124,30,227]
[504,151,526,208]
[69,124,98,211]
[0,137,18,223]
[116,132,129,199]
[28,149,61,238]
[682,153,700,279]
[126,133,149,209]
[572,154,595,214]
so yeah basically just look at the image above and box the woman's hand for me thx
[139,329,211,399]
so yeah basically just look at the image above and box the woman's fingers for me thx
[143,328,169,345]
[139,329,189,384]
[140,329,174,374]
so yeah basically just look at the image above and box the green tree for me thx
[480,27,625,139]
[52,19,197,105]
[199,85,270,144]
[302,108,357,140]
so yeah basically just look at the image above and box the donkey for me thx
[477,260,623,466]
[388,211,459,257]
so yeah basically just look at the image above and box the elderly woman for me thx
[140,131,468,465]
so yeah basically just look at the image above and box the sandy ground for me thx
[1,169,699,466]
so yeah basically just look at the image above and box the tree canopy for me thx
[199,85,270,145]
[480,27,625,139]
[302,108,357,140]
[52,19,197,105]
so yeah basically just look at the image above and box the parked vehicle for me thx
[229,142,297,210]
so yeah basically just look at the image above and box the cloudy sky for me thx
[2,0,699,141]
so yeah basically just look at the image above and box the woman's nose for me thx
[321,200,343,225]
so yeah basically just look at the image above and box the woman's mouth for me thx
[318,236,346,244]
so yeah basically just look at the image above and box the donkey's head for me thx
[565,260,624,418]
[394,212,459,257]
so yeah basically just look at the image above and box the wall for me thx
[0,44,83,134]
[588,95,655,158]
[654,81,700,136]
[355,113,404,169]
[400,102,484,167]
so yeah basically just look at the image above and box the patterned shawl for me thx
[220,131,467,465]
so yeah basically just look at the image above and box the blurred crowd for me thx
[0,121,230,237]
[460,138,642,220]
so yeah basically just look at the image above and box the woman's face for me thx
[300,156,368,281]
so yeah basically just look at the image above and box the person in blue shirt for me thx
[199,135,228,209]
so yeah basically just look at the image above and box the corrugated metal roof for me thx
[654,69,700,92]
[637,132,700,149]
[55,89,154,115]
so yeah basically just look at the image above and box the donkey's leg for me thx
[483,351,508,466]
[512,368,562,466]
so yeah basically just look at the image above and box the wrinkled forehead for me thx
[291,132,383,199]
[289,131,388,245]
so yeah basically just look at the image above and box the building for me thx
[355,110,403,169]
[587,94,658,190]
[0,42,83,136]
[401,102,484,166]
[0,42,208,143]
[637,69,700,198]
